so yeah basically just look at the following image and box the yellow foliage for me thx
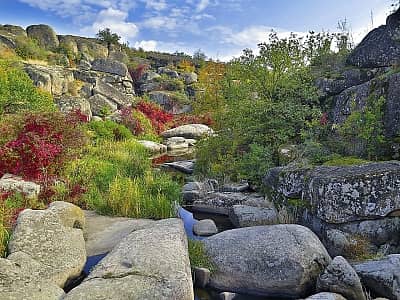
[177,59,195,73]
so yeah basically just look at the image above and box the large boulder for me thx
[0,252,65,300]
[306,161,400,223]
[93,79,134,108]
[204,224,331,298]
[0,174,41,199]
[161,124,214,139]
[65,219,194,300]
[24,63,74,97]
[26,24,59,49]
[91,58,129,77]
[347,9,400,68]
[353,254,400,299]
[158,67,179,78]
[7,205,86,288]
[0,24,27,38]
[317,256,366,300]
[84,210,155,256]
[182,72,198,84]
[193,219,218,236]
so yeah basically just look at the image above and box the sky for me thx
[0,0,395,61]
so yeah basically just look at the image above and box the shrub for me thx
[172,113,213,128]
[14,36,48,60]
[0,59,54,114]
[0,112,87,181]
[154,75,185,91]
[88,120,133,142]
[136,100,174,134]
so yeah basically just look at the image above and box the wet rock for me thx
[194,267,211,288]
[193,219,218,236]
[204,224,331,298]
[138,140,167,154]
[229,205,278,228]
[353,254,400,299]
[0,174,41,199]
[88,94,118,116]
[65,219,194,300]
[161,124,214,139]
[26,24,59,49]
[317,256,365,300]
[162,159,195,174]
[84,210,155,256]
[8,206,86,288]
[305,293,347,300]
[55,95,92,120]
[0,252,65,300]
[91,58,129,77]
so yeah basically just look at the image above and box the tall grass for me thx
[63,139,181,219]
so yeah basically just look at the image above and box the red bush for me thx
[136,100,173,134]
[0,112,87,181]
[129,64,149,84]
[120,106,144,135]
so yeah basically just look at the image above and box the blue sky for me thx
[0,0,395,60]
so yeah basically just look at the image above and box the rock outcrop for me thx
[347,9,400,68]
[204,224,331,298]
[65,219,194,300]
[26,24,59,49]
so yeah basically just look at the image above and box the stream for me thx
[70,149,276,299]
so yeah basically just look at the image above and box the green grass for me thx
[188,240,216,272]
[323,156,370,167]
[63,139,181,219]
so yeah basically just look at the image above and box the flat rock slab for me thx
[161,124,214,139]
[162,159,196,174]
[229,205,278,228]
[65,218,193,300]
[0,173,41,199]
[204,224,331,298]
[84,211,155,256]
[192,192,265,215]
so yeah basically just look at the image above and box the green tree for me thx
[96,28,121,51]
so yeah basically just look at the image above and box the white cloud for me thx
[134,40,158,51]
[196,0,209,12]
[81,8,139,42]
[142,0,167,11]
[142,16,178,30]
